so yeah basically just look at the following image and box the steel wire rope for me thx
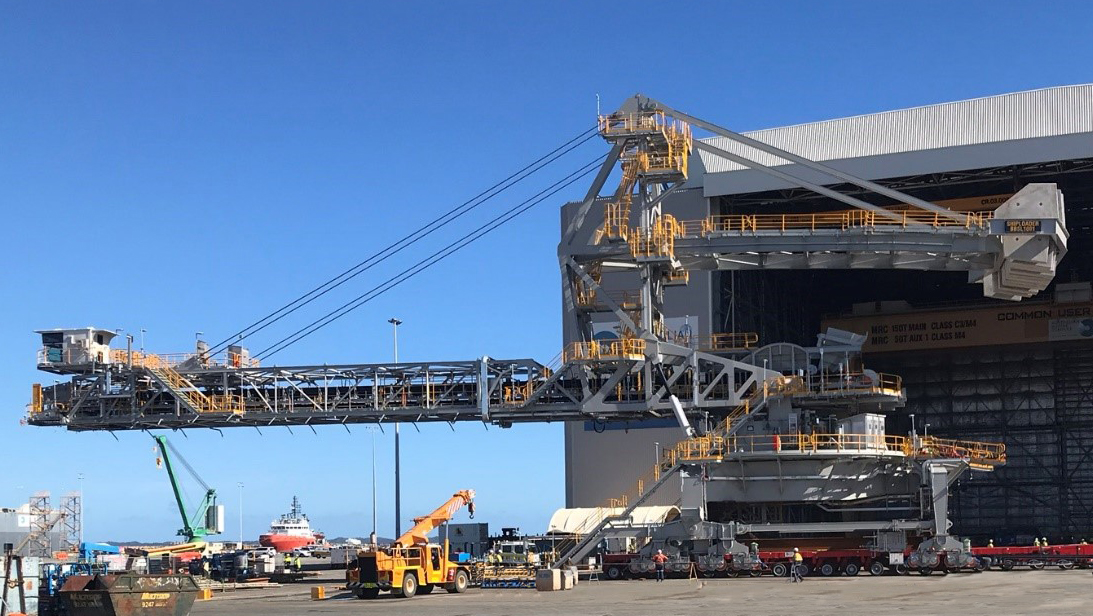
[207,126,600,355]
[254,155,606,360]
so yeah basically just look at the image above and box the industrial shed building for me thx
[563,84,1093,541]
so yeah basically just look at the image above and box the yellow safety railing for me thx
[603,160,638,241]
[30,383,42,414]
[809,372,903,395]
[109,349,260,369]
[661,431,1006,467]
[149,363,245,415]
[563,338,647,363]
[699,209,994,235]
[664,269,690,286]
[564,373,1004,552]
[504,382,534,405]
[918,435,1006,466]
[598,110,681,138]
[604,200,631,241]
[697,332,760,352]
[599,111,663,136]
[629,214,684,260]
[564,460,668,545]
[573,263,603,307]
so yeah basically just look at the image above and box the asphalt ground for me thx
[191,566,1093,616]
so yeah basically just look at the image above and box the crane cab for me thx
[36,327,117,373]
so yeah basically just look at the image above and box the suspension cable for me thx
[208,126,599,355]
[255,155,606,360]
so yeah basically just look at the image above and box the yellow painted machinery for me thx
[347,490,476,599]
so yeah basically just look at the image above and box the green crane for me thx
[153,435,222,541]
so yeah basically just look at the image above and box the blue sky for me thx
[3,1,1091,543]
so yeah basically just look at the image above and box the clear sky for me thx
[3,1,1091,543]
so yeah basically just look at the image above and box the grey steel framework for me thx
[26,95,1067,433]
[24,94,1071,572]
[27,493,51,559]
[60,493,80,553]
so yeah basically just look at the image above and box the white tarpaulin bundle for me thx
[546,505,680,535]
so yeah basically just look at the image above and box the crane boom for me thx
[153,435,220,541]
[394,490,475,548]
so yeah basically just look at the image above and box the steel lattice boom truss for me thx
[25,95,1068,432]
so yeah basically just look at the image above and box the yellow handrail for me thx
[108,349,260,369]
[30,383,42,414]
[662,431,1006,466]
[700,210,994,235]
[809,372,903,395]
[563,338,647,363]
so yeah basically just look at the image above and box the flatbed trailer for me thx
[757,548,916,577]
[971,543,1093,570]
[602,545,981,579]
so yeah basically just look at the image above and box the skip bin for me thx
[58,574,199,616]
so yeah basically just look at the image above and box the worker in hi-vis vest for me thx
[790,548,804,583]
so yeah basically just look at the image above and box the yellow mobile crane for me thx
[347,490,476,599]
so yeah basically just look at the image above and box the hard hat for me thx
[657,549,663,553]
[793,547,799,552]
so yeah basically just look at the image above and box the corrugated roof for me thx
[698,84,1093,174]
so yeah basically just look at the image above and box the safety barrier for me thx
[697,332,760,352]
[598,110,687,140]
[602,161,638,241]
[148,364,245,415]
[698,209,993,235]
[662,431,1006,466]
[628,214,684,260]
[106,349,261,369]
[563,338,647,363]
[808,372,903,396]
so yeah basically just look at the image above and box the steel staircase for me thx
[550,387,773,569]
[146,364,242,415]
[550,458,686,569]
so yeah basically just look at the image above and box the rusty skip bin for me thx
[58,573,200,616]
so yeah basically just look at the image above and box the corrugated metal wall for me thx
[699,84,1093,174]
[875,343,1093,540]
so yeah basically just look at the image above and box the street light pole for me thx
[140,328,146,354]
[77,472,85,545]
[238,482,244,548]
[362,426,378,546]
[388,317,403,538]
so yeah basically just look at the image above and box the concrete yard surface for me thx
[191,570,1092,616]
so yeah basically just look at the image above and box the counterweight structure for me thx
[25,96,1070,573]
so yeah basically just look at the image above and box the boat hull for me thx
[259,534,313,553]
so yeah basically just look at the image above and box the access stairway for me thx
[146,364,242,415]
[549,378,1008,569]
[550,389,773,569]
